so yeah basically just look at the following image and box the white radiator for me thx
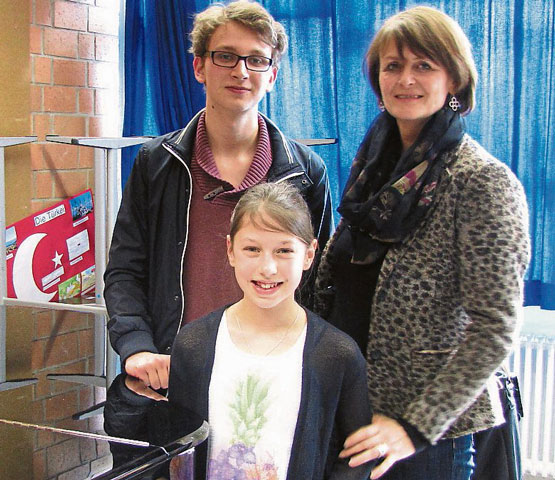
[510,335,555,477]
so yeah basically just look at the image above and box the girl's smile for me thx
[227,216,316,311]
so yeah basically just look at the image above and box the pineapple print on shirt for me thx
[207,314,305,480]
[208,373,279,480]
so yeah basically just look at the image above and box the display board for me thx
[5,190,95,303]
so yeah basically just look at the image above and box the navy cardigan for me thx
[168,306,375,480]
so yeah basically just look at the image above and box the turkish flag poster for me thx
[5,190,95,303]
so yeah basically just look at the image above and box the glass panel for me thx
[0,308,207,480]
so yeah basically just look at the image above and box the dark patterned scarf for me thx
[338,102,465,264]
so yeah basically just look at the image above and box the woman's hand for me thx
[124,374,168,402]
[124,351,171,390]
[340,414,416,479]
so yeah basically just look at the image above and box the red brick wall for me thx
[30,0,119,211]
[29,0,120,478]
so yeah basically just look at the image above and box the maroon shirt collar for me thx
[193,112,272,194]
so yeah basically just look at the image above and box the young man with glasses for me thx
[103,1,333,472]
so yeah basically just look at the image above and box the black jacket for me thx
[169,307,374,480]
[104,110,333,364]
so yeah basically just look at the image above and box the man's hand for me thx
[340,414,416,479]
[124,351,170,390]
[124,374,168,401]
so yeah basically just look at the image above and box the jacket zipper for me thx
[274,171,305,183]
[162,142,193,339]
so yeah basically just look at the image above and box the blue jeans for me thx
[380,434,475,480]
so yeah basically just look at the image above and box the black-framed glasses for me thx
[208,51,273,72]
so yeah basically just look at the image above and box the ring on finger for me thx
[377,443,388,457]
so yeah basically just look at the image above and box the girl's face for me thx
[227,216,317,311]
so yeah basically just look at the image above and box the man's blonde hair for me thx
[189,1,288,64]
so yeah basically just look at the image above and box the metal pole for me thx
[106,148,119,237]
[94,148,107,378]
[105,147,121,386]
[43,136,149,397]
[0,138,38,391]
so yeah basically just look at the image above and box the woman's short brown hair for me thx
[189,0,288,65]
[365,6,477,115]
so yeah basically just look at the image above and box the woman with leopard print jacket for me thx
[314,6,530,480]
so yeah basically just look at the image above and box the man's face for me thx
[193,21,278,115]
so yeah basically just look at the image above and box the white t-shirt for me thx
[207,311,306,480]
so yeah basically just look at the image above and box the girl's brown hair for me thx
[229,182,314,246]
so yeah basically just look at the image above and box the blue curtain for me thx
[122,0,206,181]
[123,0,555,309]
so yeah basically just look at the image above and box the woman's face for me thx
[379,41,455,136]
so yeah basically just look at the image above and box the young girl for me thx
[168,182,374,480]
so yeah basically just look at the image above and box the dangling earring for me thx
[378,100,385,112]
[449,95,461,112]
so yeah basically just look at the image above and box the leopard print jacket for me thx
[314,134,530,444]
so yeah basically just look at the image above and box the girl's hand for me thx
[340,414,416,479]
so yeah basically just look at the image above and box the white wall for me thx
[522,306,555,337]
